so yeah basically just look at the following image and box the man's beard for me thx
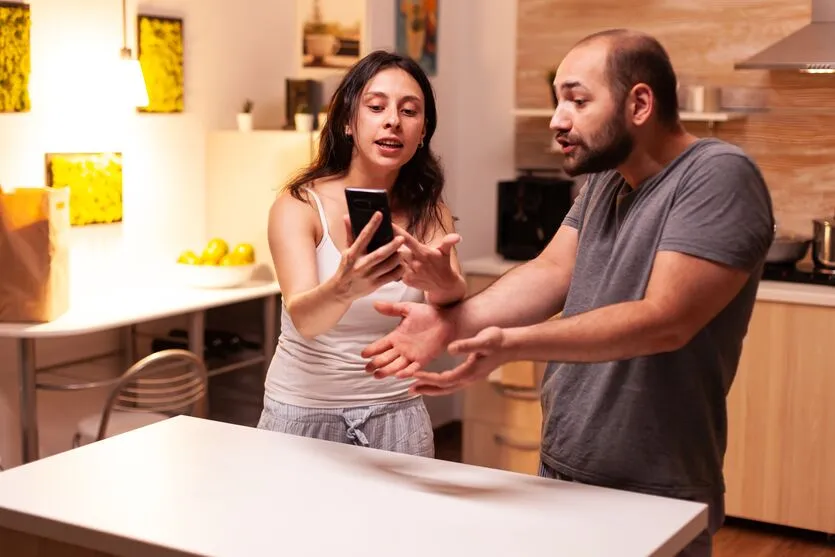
[561,111,634,177]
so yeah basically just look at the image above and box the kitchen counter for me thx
[0,277,281,465]
[0,279,281,339]
[463,254,835,308]
[0,416,707,557]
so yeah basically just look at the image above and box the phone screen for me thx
[345,188,394,253]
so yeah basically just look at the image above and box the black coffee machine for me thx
[496,169,576,261]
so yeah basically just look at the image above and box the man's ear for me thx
[628,83,653,126]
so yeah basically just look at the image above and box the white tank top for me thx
[264,187,425,408]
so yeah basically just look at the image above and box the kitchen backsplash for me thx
[515,0,835,238]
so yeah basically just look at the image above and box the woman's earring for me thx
[419,138,424,148]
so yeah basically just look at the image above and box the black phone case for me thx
[345,188,394,253]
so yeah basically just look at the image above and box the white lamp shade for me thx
[121,58,149,108]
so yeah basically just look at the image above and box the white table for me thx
[0,280,281,464]
[0,416,708,557]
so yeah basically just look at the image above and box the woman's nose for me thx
[385,107,401,128]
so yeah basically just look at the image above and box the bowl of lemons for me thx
[175,238,257,289]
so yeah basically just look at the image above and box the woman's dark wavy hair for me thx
[284,50,446,240]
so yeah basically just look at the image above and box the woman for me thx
[258,50,466,457]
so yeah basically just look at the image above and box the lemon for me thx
[231,243,255,264]
[177,250,200,265]
[199,238,228,265]
[199,251,220,265]
[206,238,228,257]
[219,254,236,266]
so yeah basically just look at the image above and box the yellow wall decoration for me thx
[0,1,31,113]
[45,153,123,226]
[137,14,184,113]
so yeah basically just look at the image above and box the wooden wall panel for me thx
[516,0,835,236]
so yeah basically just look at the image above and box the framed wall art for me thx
[137,14,185,113]
[395,0,438,76]
[0,1,31,112]
[298,0,364,73]
[45,153,123,226]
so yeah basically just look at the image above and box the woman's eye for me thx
[573,99,586,107]
[402,109,417,116]
[368,105,384,112]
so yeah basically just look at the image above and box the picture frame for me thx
[45,153,124,227]
[395,0,438,76]
[0,1,31,113]
[297,0,365,76]
[137,14,185,113]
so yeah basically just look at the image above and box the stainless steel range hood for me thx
[735,0,835,72]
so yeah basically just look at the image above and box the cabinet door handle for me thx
[490,383,540,400]
[493,433,540,452]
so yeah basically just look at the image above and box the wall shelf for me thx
[512,108,747,129]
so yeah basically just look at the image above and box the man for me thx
[363,28,774,556]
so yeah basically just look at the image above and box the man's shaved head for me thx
[571,29,680,127]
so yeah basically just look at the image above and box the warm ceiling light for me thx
[120,0,148,108]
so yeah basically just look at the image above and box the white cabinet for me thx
[204,131,318,272]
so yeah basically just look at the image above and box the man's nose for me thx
[549,107,570,132]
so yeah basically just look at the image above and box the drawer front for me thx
[463,376,542,432]
[496,359,546,388]
[462,421,541,476]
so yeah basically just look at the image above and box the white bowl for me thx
[174,263,255,289]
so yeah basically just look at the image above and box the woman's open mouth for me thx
[375,139,404,154]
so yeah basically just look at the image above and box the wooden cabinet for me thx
[723,300,835,534]
[461,274,544,476]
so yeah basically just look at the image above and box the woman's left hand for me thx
[393,223,462,294]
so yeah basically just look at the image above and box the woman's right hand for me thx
[332,211,405,301]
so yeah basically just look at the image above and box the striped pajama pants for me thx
[257,394,435,458]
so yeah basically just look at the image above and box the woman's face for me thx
[348,67,426,172]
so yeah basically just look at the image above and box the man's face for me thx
[549,42,634,177]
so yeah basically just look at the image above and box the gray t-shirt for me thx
[540,138,775,500]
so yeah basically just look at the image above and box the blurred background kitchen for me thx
[1,0,834,554]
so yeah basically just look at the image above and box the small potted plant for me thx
[237,99,254,132]
[294,103,314,132]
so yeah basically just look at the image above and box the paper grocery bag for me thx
[0,186,70,322]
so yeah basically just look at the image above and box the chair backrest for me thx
[96,349,209,441]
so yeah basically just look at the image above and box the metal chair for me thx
[72,349,209,447]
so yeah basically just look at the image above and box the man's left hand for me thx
[409,326,508,396]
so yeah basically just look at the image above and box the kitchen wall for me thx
[0,0,296,468]
[516,0,835,237]
[0,0,517,467]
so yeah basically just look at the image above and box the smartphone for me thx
[345,188,395,253]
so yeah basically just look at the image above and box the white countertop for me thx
[463,254,835,308]
[0,280,281,339]
[0,416,706,557]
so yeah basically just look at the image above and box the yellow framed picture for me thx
[45,153,123,227]
[137,14,184,113]
[0,1,31,112]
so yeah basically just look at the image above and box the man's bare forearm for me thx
[501,299,686,363]
[447,257,571,340]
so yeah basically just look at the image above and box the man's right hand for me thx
[362,301,456,379]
